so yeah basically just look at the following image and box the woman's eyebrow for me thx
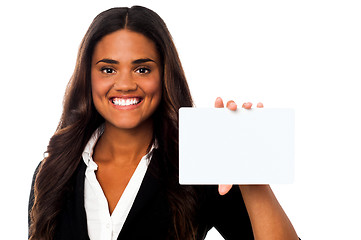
[96,58,119,64]
[95,58,155,65]
[132,58,155,64]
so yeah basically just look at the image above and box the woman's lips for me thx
[109,97,143,109]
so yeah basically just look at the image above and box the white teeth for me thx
[112,98,140,106]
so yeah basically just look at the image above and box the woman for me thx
[28,6,299,240]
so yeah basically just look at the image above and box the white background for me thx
[1,0,360,239]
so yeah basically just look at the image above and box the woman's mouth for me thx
[110,97,142,107]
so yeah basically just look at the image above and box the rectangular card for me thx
[179,108,295,184]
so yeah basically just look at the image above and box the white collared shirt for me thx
[82,126,154,240]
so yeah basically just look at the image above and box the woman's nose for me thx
[112,72,137,92]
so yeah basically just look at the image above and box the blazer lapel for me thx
[72,161,89,239]
[55,161,89,240]
[118,150,171,238]
[121,159,161,227]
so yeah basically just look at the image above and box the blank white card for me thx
[179,108,295,184]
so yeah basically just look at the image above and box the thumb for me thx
[218,184,233,195]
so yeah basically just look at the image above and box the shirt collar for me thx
[145,139,158,163]
[82,125,105,167]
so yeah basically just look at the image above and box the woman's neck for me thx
[93,120,154,166]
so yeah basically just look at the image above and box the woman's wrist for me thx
[238,184,272,198]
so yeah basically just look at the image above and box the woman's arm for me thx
[215,97,299,240]
[238,185,298,240]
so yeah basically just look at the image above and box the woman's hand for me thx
[214,97,263,195]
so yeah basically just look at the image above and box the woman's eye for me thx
[101,67,115,74]
[136,67,151,74]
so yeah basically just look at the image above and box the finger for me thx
[218,184,233,195]
[215,97,224,108]
[226,100,237,111]
[242,102,253,109]
[257,102,264,108]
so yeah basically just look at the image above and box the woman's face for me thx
[91,29,162,131]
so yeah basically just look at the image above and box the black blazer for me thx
[29,151,254,239]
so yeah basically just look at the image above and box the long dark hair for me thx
[29,6,197,240]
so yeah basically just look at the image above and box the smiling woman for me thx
[90,29,163,215]
[28,5,299,240]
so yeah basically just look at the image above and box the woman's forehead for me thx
[92,29,160,64]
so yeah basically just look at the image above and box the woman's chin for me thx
[106,118,152,131]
